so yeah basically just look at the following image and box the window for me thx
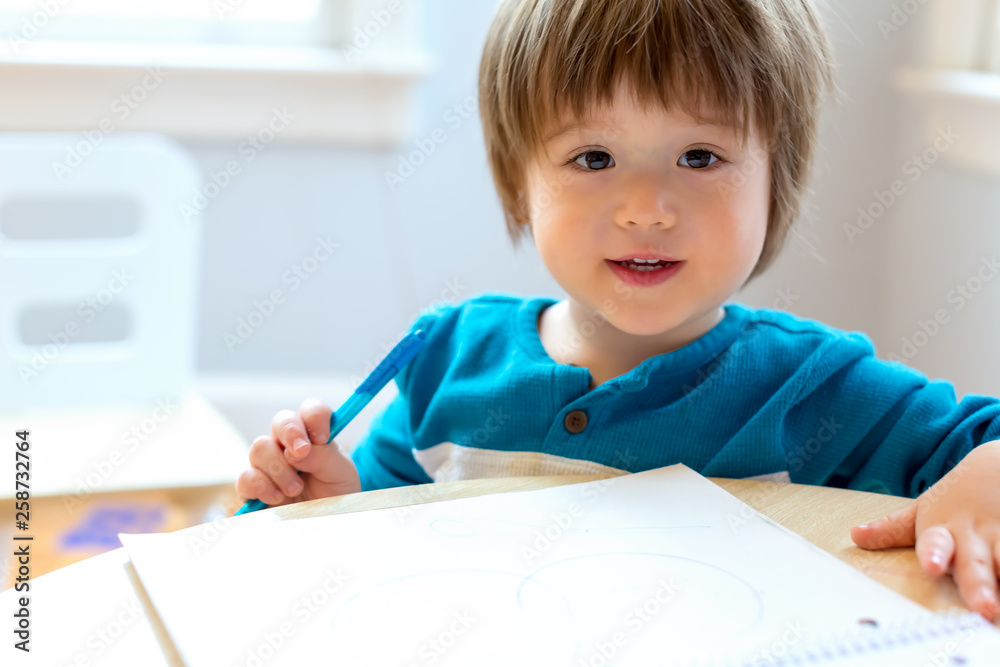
[991,0,1000,71]
[0,0,337,47]
[895,0,1000,181]
[0,0,429,144]
[976,0,1000,71]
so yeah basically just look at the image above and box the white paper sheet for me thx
[121,464,931,667]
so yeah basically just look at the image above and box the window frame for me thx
[0,0,430,145]
[0,0,343,48]
[991,0,1000,72]
[894,0,1000,181]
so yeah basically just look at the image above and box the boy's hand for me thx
[850,440,1000,621]
[235,397,362,507]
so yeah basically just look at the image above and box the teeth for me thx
[614,258,676,272]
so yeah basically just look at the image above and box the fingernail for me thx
[929,552,943,567]
[857,523,869,529]
[294,438,309,454]
[980,587,999,608]
[288,479,303,495]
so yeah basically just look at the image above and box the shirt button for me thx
[564,409,588,434]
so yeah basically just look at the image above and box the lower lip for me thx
[605,259,684,287]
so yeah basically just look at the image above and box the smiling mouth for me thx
[611,259,679,272]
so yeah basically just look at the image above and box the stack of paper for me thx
[116,465,1000,666]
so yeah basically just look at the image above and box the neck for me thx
[557,299,725,372]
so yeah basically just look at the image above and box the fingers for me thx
[236,467,281,506]
[271,408,311,457]
[951,527,1000,622]
[280,433,347,479]
[246,435,304,504]
[915,525,955,577]
[298,397,333,449]
[851,502,917,550]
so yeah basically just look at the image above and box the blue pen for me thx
[234,329,427,515]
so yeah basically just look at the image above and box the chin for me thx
[601,311,682,338]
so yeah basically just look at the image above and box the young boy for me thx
[236,0,1000,621]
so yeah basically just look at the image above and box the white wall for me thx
[187,0,1000,439]
[738,0,907,332]
[191,0,560,382]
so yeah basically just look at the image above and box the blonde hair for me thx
[478,0,839,280]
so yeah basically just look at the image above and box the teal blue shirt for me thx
[351,292,1000,498]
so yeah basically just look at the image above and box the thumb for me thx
[850,502,917,550]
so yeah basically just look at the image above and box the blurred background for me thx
[0,0,999,579]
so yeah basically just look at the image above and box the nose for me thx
[613,171,677,230]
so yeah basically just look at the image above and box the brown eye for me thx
[573,150,615,170]
[679,149,719,169]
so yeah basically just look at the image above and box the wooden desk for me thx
[0,474,984,667]
[0,484,239,589]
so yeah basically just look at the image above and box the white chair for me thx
[0,133,247,498]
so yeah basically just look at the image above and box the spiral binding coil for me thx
[690,608,990,667]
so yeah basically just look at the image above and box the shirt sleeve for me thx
[351,391,433,491]
[786,333,1000,498]
[349,304,453,492]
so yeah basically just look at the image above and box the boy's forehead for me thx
[542,89,742,144]
[543,106,742,144]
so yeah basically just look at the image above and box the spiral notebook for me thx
[692,608,1000,666]
[120,464,1000,666]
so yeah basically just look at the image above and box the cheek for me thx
[718,165,770,249]
[693,182,769,269]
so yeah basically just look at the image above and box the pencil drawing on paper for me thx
[327,525,766,666]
